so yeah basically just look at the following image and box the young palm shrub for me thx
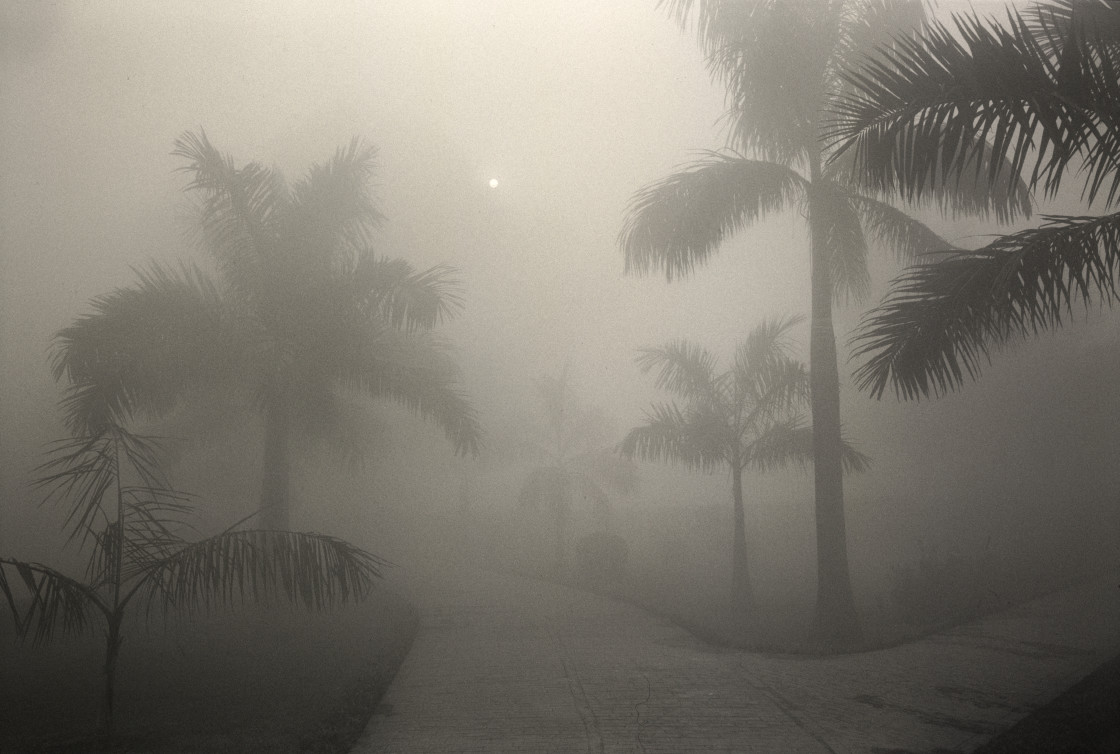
[0,422,386,747]
[620,316,869,621]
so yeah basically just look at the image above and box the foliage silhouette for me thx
[832,0,1120,399]
[620,316,869,616]
[0,423,385,748]
[52,131,481,529]
[517,365,636,574]
[619,0,983,646]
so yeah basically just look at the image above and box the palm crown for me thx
[621,316,868,610]
[832,0,1120,399]
[52,131,481,528]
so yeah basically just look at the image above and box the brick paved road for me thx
[352,564,1119,753]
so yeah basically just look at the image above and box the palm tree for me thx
[831,0,1120,399]
[620,316,868,616]
[1,422,384,745]
[517,366,637,574]
[52,131,481,529]
[618,0,1016,645]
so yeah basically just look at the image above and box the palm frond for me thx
[664,1,829,163]
[84,503,188,590]
[730,316,810,436]
[832,0,928,72]
[707,2,830,162]
[135,530,386,615]
[618,402,726,473]
[848,193,956,261]
[744,417,871,474]
[732,313,804,393]
[812,181,870,302]
[0,559,105,644]
[620,153,807,281]
[659,0,770,44]
[826,143,1034,224]
[33,434,117,546]
[34,426,187,560]
[84,524,119,589]
[174,129,290,295]
[114,425,175,491]
[831,5,1119,209]
[334,328,482,457]
[51,262,244,436]
[342,255,464,332]
[851,211,1120,399]
[1025,0,1120,59]
[742,415,815,472]
[286,136,383,260]
[839,428,873,474]
[119,490,193,569]
[738,355,811,428]
[635,340,723,404]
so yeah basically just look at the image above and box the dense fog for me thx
[2,0,1117,631]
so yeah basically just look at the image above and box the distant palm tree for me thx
[620,316,868,614]
[0,423,384,745]
[832,0,1120,399]
[619,0,1012,645]
[52,131,481,529]
[517,366,637,573]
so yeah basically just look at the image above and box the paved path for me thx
[351,564,1119,753]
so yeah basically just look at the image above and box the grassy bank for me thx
[0,586,417,753]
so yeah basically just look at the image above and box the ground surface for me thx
[973,650,1120,753]
[0,586,416,753]
[353,564,1119,753]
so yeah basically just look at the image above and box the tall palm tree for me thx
[620,316,868,616]
[831,0,1120,399]
[52,131,481,529]
[1,422,384,745]
[517,365,637,573]
[619,0,1017,645]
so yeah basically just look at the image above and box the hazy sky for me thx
[3,0,1115,566]
[0,0,800,435]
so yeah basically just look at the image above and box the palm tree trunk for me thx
[261,402,291,530]
[807,156,862,648]
[98,614,123,747]
[730,463,752,616]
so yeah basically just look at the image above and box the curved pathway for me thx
[352,563,1118,753]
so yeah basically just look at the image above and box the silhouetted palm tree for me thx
[619,0,1009,645]
[52,131,481,529]
[833,0,1120,399]
[518,366,636,573]
[1,422,384,745]
[620,316,868,615]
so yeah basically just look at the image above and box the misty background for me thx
[2,0,1117,610]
